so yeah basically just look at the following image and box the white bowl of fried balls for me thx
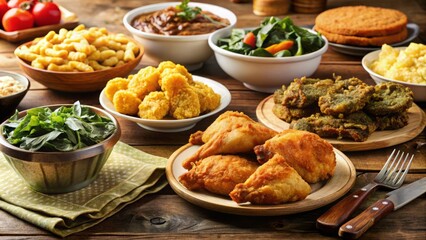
[123,1,237,70]
[178,111,336,205]
[362,43,426,102]
[99,61,231,132]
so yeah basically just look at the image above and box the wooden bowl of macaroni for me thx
[14,25,144,92]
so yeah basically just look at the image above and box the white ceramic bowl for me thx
[362,47,426,102]
[208,27,328,93]
[123,2,237,71]
[99,75,231,132]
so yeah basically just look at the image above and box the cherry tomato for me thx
[2,8,34,31]
[243,32,256,48]
[32,1,61,27]
[0,0,10,24]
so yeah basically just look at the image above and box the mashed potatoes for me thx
[369,43,426,84]
[0,76,25,97]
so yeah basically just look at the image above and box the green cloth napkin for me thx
[0,141,168,237]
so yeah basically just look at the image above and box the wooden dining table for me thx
[0,0,425,239]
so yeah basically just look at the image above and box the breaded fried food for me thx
[254,129,335,184]
[318,77,374,116]
[138,91,170,119]
[229,154,311,205]
[272,103,320,123]
[157,61,193,85]
[279,77,335,108]
[182,111,277,169]
[291,111,377,142]
[374,112,409,130]
[191,81,221,113]
[179,155,259,196]
[365,82,413,116]
[113,90,142,115]
[161,73,200,119]
[104,77,129,101]
[128,66,160,99]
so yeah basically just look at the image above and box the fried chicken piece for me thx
[191,81,221,113]
[291,111,377,142]
[179,155,259,196]
[272,103,320,123]
[365,82,413,116]
[229,154,311,205]
[254,129,336,184]
[161,73,200,119]
[128,66,161,99]
[374,111,409,130]
[113,90,141,115]
[318,77,374,117]
[182,111,277,169]
[138,91,170,119]
[104,77,129,101]
[157,61,193,86]
[280,77,335,108]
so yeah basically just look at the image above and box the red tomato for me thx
[0,0,10,23]
[2,8,34,31]
[243,32,256,48]
[32,1,61,27]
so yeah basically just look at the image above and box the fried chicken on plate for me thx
[182,111,277,169]
[254,129,336,184]
[229,154,311,205]
[179,155,259,196]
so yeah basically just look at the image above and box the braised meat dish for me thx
[132,6,230,36]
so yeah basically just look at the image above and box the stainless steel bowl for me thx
[0,104,121,193]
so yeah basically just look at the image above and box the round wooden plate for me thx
[256,96,426,152]
[166,144,356,216]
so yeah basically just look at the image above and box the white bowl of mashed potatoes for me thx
[362,43,426,102]
[0,71,30,121]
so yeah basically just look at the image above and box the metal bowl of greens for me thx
[208,17,328,93]
[0,102,121,193]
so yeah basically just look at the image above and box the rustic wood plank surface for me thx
[0,0,425,239]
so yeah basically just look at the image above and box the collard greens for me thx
[2,102,116,152]
[217,17,325,57]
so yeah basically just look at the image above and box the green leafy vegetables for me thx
[176,0,227,26]
[217,17,325,57]
[2,101,116,152]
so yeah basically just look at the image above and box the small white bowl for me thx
[362,47,426,102]
[99,75,231,132]
[208,27,328,93]
[123,2,237,71]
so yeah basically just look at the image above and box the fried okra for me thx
[318,77,374,117]
[365,82,413,116]
[281,77,335,108]
[291,111,377,142]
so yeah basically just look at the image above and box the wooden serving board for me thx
[256,95,426,152]
[166,144,356,216]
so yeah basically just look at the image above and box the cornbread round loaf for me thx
[315,6,407,37]
[315,26,408,46]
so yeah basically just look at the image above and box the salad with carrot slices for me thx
[217,17,325,57]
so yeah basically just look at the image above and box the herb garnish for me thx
[2,101,116,152]
[176,0,227,26]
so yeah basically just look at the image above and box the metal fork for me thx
[316,149,414,234]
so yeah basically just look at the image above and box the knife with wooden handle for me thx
[316,182,379,234]
[338,178,426,239]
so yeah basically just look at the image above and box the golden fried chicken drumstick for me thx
[254,129,336,184]
[229,154,311,205]
[179,155,259,196]
[182,111,277,169]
